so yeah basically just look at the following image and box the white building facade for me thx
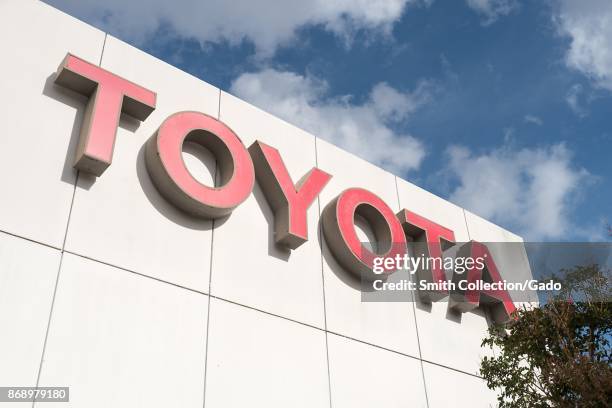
[0,1,534,407]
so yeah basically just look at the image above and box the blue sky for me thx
[45,0,611,241]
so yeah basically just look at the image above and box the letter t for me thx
[54,54,156,176]
[397,209,456,302]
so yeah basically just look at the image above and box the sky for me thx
[44,0,611,242]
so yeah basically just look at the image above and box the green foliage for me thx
[480,264,612,407]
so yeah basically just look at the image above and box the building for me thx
[0,1,535,407]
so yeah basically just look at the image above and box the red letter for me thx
[322,188,406,281]
[145,111,254,219]
[54,54,156,176]
[249,141,331,249]
[397,209,455,302]
[450,241,517,323]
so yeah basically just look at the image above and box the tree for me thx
[480,264,612,407]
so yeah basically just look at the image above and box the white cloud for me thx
[565,83,587,117]
[46,0,427,56]
[230,69,431,173]
[446,143,590,240]
[556,0,612,90]
[524,115,543,126]
[465,0,518,25]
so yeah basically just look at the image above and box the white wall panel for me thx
[65,36,220,292]
[0,232,60,390]
[327,333,427,408]
[37,253,208,408]
[418,303,493,375]
[395,177,471,242]
[464,210,538,305]
[423,362,497,408]
[396,178,493,374]
[316,138,420,357]
[464,210,523,243]
[210,92,325,328]
[204,298,329,408]
[0,0,105,247]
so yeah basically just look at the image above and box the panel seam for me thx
[462,208,472,241]
[314,135,333,408]
[32,34,106,407]
[202,88,222,408]
[98,33,107,66]
[36,246,487,380]
[31,167,80,406]
[394,175,430,408]
[0,229,60,251]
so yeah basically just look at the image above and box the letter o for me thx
[322,188,407,281]
[145,111,254,218]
